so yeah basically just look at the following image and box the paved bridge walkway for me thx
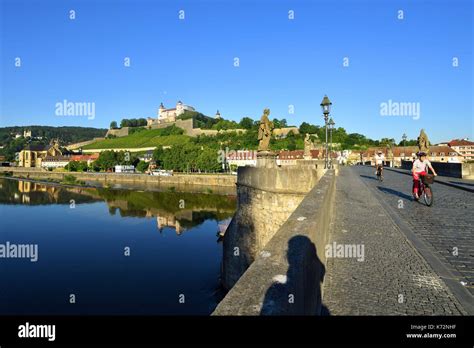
[323,166,473,315]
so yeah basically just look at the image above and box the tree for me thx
[197,147,221,172]
[239,117,254,130]
[120,119,129,128]
[110,121,117,129]
[287,137,297,151]
[153,147,165,167]
[299,122,319,135]
[65,161,78,172]
[136,161,149,173]
[398,139,417,146]
[120,118,147,128]
[212,119,239,131]
[94,151,118,171]
[77,161,88,172]
[65,161,87,172]
[380,138,396,147]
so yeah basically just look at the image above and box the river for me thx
[0,178,236,315]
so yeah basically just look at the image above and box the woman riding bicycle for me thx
[412,151,437,199]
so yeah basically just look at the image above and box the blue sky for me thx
[0,0,472,144]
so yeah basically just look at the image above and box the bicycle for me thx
[414,173,434,206]
[376,165,384,182]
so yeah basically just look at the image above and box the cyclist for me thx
[374,151,385,177]
[412,151,437,199]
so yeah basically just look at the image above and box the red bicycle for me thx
[414,174,434,206]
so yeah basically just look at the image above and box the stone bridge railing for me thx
[213,169,336,315]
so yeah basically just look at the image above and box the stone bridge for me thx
[213,165,474,315]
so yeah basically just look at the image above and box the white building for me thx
[147,101,196,126]
[337,150,350,165]
[448,139,474,161]
[226,150,257,168]
[41,156,71,169]
[115,165,135,173]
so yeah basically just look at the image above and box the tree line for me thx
[0,126,107,161]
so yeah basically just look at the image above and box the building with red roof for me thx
[448,139,474,160]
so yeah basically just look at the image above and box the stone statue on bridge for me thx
[387,144,393,167]
[304,133,313,159]
[417,129,430,155]
[257,108,274,152]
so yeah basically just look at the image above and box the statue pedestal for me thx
[256,151,277,168]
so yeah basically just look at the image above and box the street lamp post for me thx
[328,118,335,168]
[320,95,332,169]
[402,133,407,161]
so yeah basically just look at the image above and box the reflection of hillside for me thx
[0,178,102,205]
[96,189,236,215]
[0,178,237,234]
[105,198,235,233]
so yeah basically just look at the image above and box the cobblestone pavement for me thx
[322,167,469,315]
[358,166,474,297]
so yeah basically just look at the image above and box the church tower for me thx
[158,102,165,119]
[176,100,184,116]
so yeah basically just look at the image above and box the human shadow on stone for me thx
[359,174,379,181]
[377,186,413,201]
[260,235,330,315]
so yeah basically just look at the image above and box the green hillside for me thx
[82,128,190,149]
[0,126,107,161]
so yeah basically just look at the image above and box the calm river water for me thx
[0,178,236,315]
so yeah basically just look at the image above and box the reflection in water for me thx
[1,179,100,206]
[0,178,236,315]
[0,178,236,234]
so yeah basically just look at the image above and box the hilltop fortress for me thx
[148,101,198,125]
[106,101,298,138]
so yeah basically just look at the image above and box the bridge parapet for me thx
[215,169,336,315]
[221,162,325,290]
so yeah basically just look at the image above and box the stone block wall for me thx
[401,160,471,178]
[214,170,336,315]
[0,168,237,188]
[461,162,474,179]
[105,127,129,138]
[221,163,323,290]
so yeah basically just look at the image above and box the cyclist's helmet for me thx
[417,151,426,157]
